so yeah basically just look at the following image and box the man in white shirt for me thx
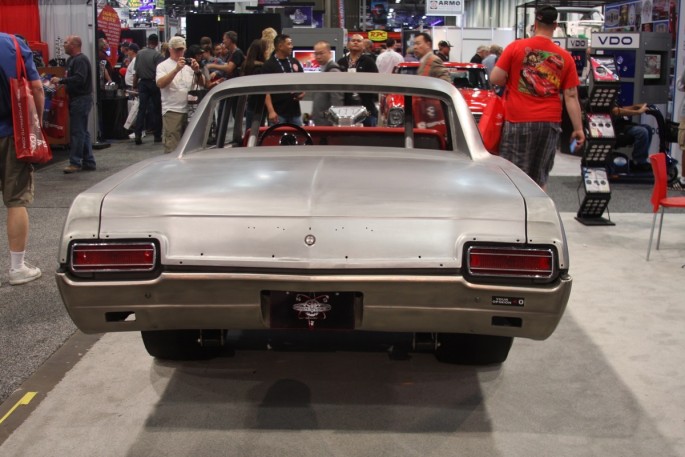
[124,43,139,88]
[375,38,404,74]
[156,36,205,153]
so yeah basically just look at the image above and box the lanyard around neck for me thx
[276,57,292,73]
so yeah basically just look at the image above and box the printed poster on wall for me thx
[603,0,672,32]
[367,2,388,28]
[97,5,121,68]
[285,6,313,27]
[604,1,642,31]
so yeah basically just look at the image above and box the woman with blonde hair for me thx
[160,41,170,59]
[261,27,277,60]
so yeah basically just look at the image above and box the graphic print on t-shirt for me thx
[518,48,564,97]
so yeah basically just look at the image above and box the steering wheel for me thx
[257,122,314,146]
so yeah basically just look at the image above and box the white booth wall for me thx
[38,0,97,143]
[430,27,515,63]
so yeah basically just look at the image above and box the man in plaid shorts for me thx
[490,4,585,191]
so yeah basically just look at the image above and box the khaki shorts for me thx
[0,136,34,207]
[679,118,685,150]
[162,111,188,154]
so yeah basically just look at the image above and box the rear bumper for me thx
[56,271,572,340]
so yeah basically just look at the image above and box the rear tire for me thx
[141,330,222,360]
[435,333,513,365]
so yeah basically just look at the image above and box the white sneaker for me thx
[9,263,42,285]
[128,131,146,140]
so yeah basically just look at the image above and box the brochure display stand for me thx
[575,55,620,226]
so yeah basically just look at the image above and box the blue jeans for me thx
[626,124,652,164]
[363,115,378,127]
[135,79,162,139]
[68,95,96,168]
[274,115,302,126]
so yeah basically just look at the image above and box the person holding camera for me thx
[156,36,205,153]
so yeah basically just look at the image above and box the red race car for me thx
[381,62,496,127]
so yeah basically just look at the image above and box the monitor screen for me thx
[644,54,661,80]
[292,49,336,72]
[590,56,619,82]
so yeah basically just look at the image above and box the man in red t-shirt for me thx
[490,4,585,190]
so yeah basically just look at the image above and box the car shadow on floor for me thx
[121,316,679,457]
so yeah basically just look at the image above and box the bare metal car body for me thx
[56,73,571,364]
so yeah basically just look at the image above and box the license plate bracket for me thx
[264,291,360,330]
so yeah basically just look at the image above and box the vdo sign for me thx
[591,33,639,49]
[566,38,587,50]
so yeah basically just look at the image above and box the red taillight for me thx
[71,243,156,273]
[467,247,554,279]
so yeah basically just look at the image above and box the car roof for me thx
[212,72,461,97]
[395,62,486,70]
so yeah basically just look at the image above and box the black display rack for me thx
[575,55,620,226]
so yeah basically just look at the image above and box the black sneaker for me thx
[82,165,97,171]
[135,135,142,145]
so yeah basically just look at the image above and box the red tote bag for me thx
[478,95,505,155]
[10,35,52,164]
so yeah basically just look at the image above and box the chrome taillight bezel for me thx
[465,244,558,283]
[69,241,158,275]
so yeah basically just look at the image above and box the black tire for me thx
[435,333,513,365]
[141,330,221,361]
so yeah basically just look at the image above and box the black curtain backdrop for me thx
[185,14,282,53]
[120,29,148,50]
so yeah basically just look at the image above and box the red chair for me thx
[646,154,685,260]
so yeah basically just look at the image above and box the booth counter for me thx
[38,67,69,147]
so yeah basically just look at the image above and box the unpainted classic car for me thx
[56,73,571,365]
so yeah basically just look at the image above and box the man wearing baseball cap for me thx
[490,4,585,191]
[156,35,205,153]
[133,33,164,145]
[124,43,140,89]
